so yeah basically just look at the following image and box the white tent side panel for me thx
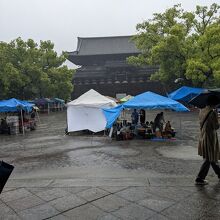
[67,106,107,132]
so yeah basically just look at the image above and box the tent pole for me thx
[20,110,25,135]
[48,103,50,114]
[36,111,41,124]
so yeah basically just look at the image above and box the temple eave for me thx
[67,53,140,66]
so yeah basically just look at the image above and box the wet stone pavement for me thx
[1,111,220,219]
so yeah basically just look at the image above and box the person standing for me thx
[131,109,139,125]
[140,109,146,124]
[153,112,165,134]
[30,109,36,119]
[195,95,220,185]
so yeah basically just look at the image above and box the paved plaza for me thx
[1,111,220,219]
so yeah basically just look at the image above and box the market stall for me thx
[67,89,117,133]
[103,91,189,140]
[0,98,35,134]
[33,98,54,114]
[51,98,65,111]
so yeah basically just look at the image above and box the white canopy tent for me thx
[67,89,117,132]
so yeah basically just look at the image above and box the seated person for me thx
[117,123,133,140]
[164,121,175,138]
[145,121,150,127]
[150,121,154,129]
[143,121,152,134]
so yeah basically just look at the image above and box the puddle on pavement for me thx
[157,145,200,160]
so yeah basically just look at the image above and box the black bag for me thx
[0,161,14,194]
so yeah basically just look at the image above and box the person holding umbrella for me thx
[195,94,220,185]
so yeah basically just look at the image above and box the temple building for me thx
[67,36,163,99]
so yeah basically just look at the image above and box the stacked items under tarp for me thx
[5,116,19,135]
[0,98,34,135]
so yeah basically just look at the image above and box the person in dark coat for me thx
[140,109,146,124]
[30,109,36,119]
[195,95,220,185]
[131,109,139,125]
[153,112,165,133]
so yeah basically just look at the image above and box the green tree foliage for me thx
[128,3,220,88]
[0,38,74,100]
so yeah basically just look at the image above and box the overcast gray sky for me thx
[0,0,217,67]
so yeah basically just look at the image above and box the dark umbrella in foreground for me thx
[189,89,220,108]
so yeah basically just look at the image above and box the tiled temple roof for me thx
[71,35,139,56]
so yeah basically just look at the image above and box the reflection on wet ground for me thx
[0,110,218,180]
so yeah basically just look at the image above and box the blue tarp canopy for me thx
[103,91,189,128]
[52,98,65,103]
[103,105,124,129]
[33,98,54,105]
[168,86,205,102]
[0,98,34,113]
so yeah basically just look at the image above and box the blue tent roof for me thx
[168,86,205,102]
[33,98,54,105]
[0,98,34,113]
[103,91,189,128]
[123,91,189,111]
[52,98,65,103]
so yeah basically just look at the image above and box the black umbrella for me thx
[189,89,220,108]
[0,161,14,194]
